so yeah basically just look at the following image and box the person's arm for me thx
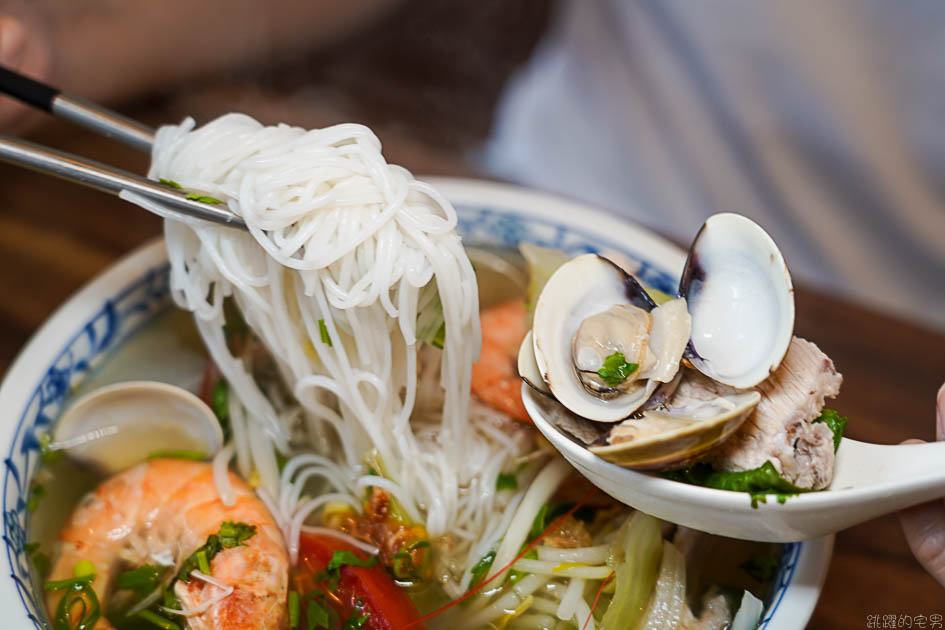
[898,383,945,587]
[0,0,400,129]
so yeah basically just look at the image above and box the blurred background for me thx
[1,0,943,625]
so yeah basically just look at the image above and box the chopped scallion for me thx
[318,319,332,346]
[44,574,94,591]
[288,591,300,628]
[197,550,210,574]
[73,560,95,578]
[185,192,223,205]
[597,352,638,387]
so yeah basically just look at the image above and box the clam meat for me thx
[520,213,795,470]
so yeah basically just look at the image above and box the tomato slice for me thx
[296,533,424,630]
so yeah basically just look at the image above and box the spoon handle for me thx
[833,439,945,501]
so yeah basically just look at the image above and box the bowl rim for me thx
[0,176,832,629]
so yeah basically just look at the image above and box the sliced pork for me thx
[710,337,842,489]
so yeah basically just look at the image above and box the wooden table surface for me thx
[1,5,943,627]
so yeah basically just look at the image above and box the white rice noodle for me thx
[133,114,540,595]
[299,526,379,556]
[213,443,236,506]
[639,541,686,630]
[228,393,253,479]
[287,492,362,565]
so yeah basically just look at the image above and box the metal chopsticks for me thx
[0,65,247,230]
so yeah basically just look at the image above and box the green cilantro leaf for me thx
[496,472,518,492]
[176,521,256,582]
[218,521,257,548]
[325,550,376,573]
[306,599,331,630]
[664,461,807,508]
[318,319,333,346]
[597,352,638,387]
[159,178,182,189]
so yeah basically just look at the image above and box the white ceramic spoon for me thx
[524,384,945,543]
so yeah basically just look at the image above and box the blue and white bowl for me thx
[0,178,831,628]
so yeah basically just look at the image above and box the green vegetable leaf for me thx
[469,550,496,587]
[432,322,446,350]
[212,379,229,426]
[597,352,638,388]
[318,319,333,346]
[306,598,331,630]
[740,553,781,582]
[218,521,257,549]
[27,483,45,512]
[159,178,182,189]
[185,192,223,205]
[664,461,808,508]
[813,408,849,452]
[324,550,376,574]
[496,472,518,492]
[415,282,445,348]
[117,564,162,595]
[177,521,256,582]
[25,542,50,578]
[39,434,62,463]
[312,550,378,592]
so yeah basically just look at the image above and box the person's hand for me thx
[897,383,945,587]
[0,6,52,132]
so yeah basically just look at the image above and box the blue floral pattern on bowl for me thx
[2,205,798,628]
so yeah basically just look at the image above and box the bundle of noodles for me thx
[122,115,534,590]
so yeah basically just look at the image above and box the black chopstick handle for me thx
[0,65,59,112]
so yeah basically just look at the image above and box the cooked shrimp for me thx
[47,458,288,630]
[471,298,531,423]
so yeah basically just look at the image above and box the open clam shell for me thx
[588,391,760,470]
[679,213,794,389]
[52,380,223,474]
[588,369,760,470]
[531,255,689,422]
